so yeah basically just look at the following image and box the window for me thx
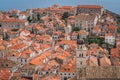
[79,54,81,57]
[80,62,82,65]
[39,72,41,75]
[46,72,48,74]
[21,59,22,62]
[68,77,71,79]
[81,46,82,49]
[0,24,1,27]
[82,54,83,57]
[6,64,8,66]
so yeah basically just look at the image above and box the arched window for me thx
[0,24,1,27]
[82,53,83,57]
[80,61,82,65]
[79,54,81,57]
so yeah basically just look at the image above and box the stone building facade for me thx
[77,5,104,15]
[75,14,98,32]
[0,19,28,29]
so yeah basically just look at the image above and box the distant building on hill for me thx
[77,5,104,15]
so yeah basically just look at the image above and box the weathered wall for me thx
[77,66,120,80]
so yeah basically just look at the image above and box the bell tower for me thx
[76,39,87,69]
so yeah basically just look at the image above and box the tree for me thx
[73,27,80,31]
[27,16,32,23]
[117,16,120,27]
[30,27,34,34]
[87,38,101,45]
[62,12,69,20]
[117,27,120,33]
[11,28,19,32]
[37,14,40,21]
[3,33,9,40]
[77,34,80,39]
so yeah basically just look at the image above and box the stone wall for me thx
[77,66,120,80]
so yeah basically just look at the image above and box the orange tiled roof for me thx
[0,18,26,23]
[111,48,119,58]
[35,24,43,30]
[100,56,111,66]
[19,78,29,80]
[9,52,20,57]
[78,5,103,9]
[108,26,117,30]
[41,75,61,80]
[61,6,73,10]
[60,59,76,72]
[30,50,52,66]
[21,49,33,58]
[41,60,60,71]
[0,69,11,80]
[93,27,101,31]
[89,56,98,66]
[10,43,26,50]
[0,45,5,50]
[114,62,120,66]
[68,16,75,19]
[79,30,88,35]
[105,33,114,36]
[57,40,77,48]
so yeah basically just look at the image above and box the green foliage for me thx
[87,38,100,44]
[87,37,104,46]
[11,28,19,32]
[3,33,9,40]
[117,16,120,27]
[77,34,80,39]
[27,16,32,23]
[73,27,80,31]
[117,27,120,33]
[30,27,34,34]
[37,14,40,21]
[62,12,69,20]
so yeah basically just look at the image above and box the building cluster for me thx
[0,4,120,80]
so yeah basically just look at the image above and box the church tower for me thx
[76,39,87,69]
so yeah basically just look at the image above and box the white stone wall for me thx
[105,36,115,45]
[59,72,76,80]
[0,21,27,29]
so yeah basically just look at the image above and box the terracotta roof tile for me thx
[78,5,103,9]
